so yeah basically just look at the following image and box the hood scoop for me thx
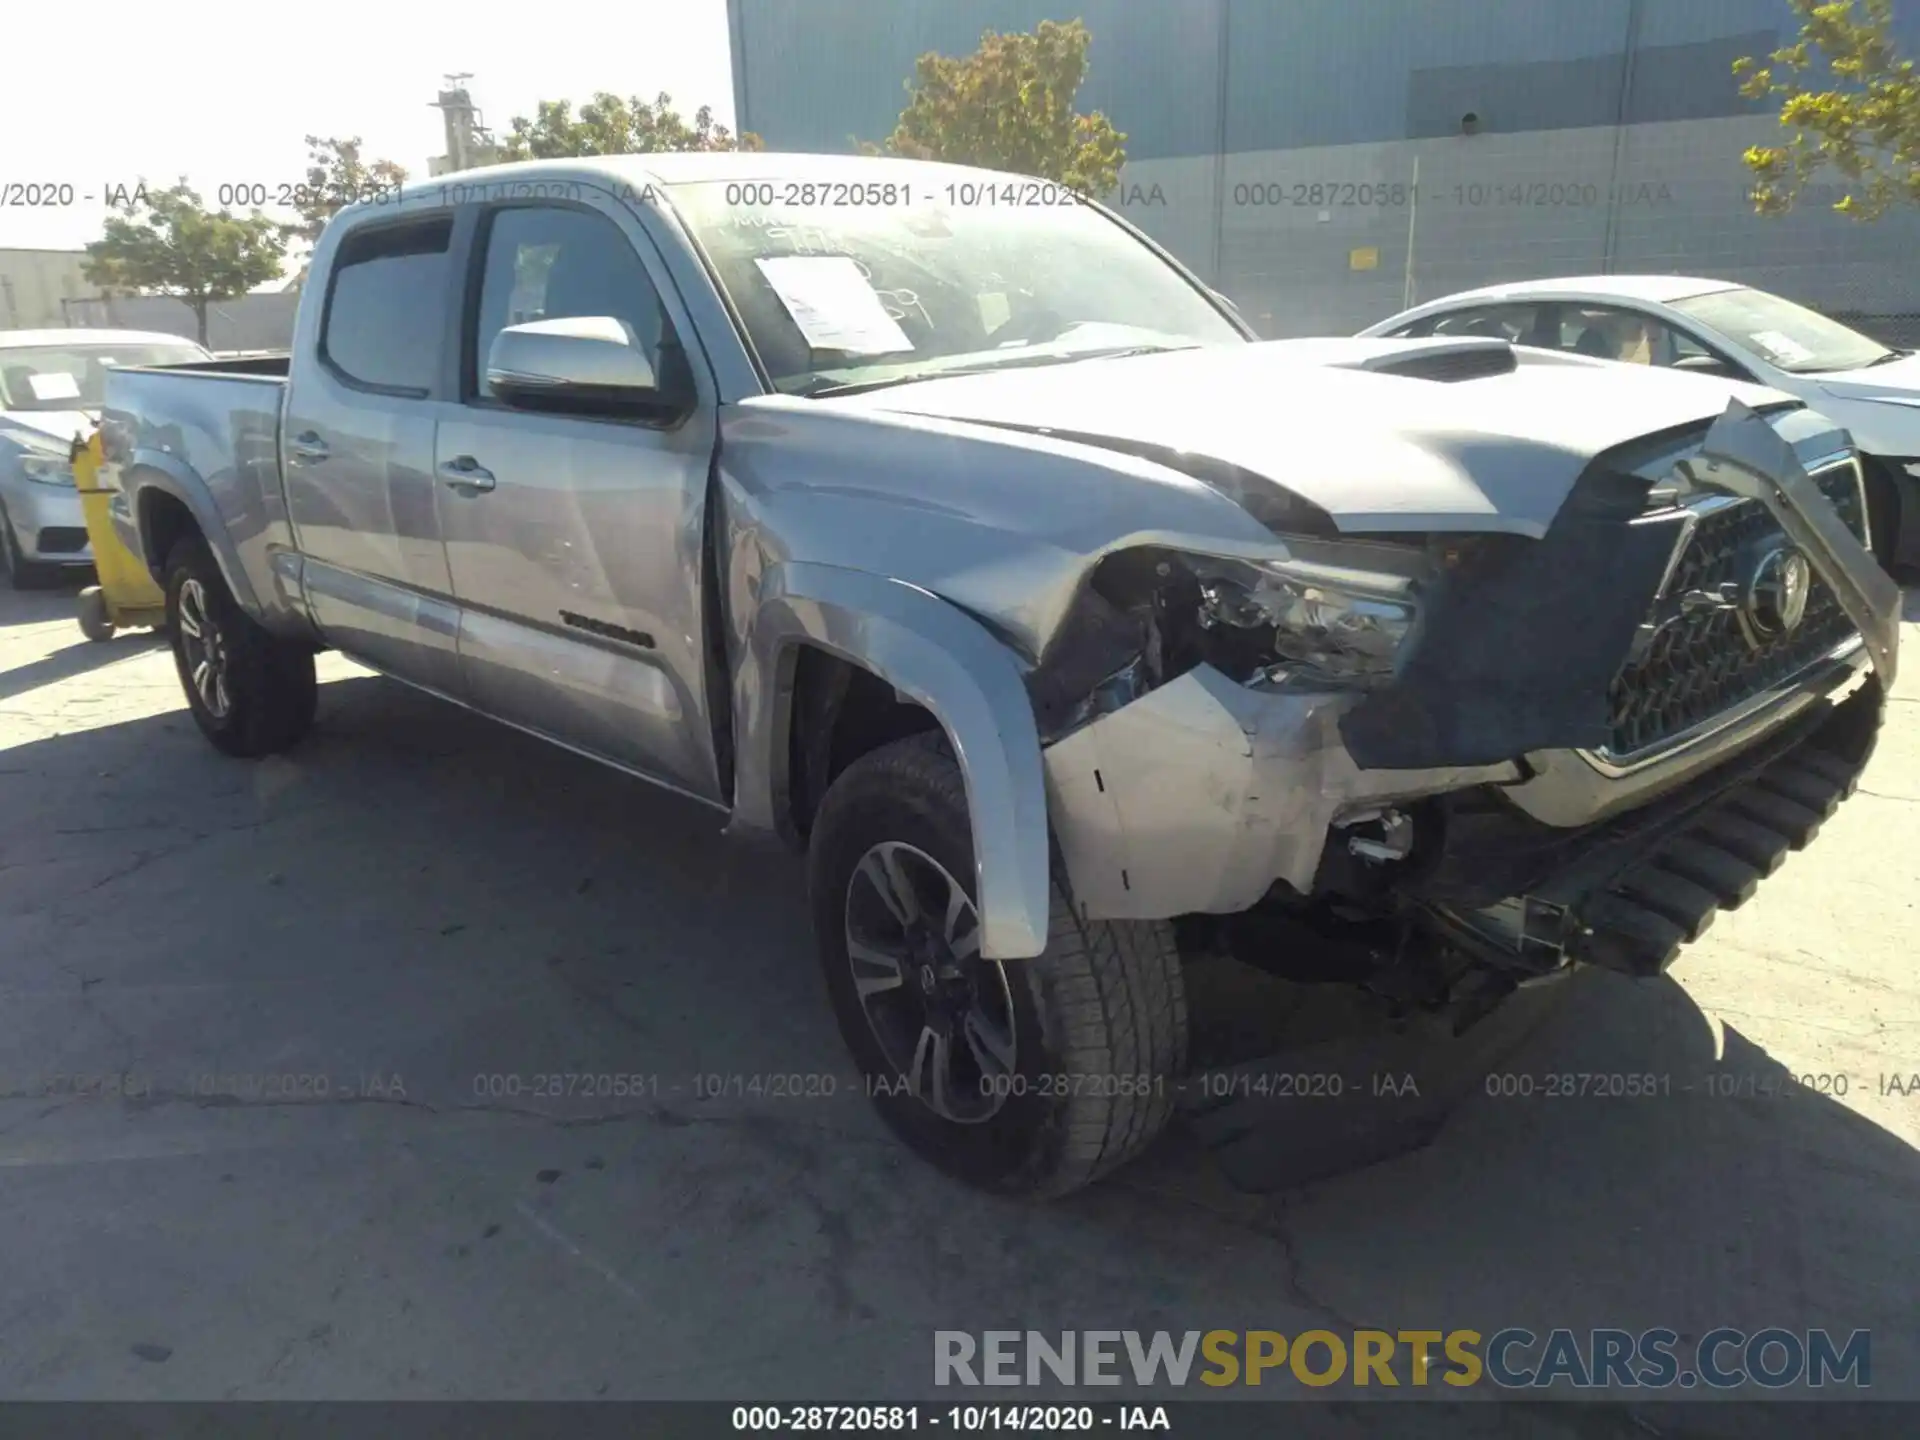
[1335,338,1518,383]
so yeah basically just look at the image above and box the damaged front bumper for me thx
[1424,670,1881,976]
[1043,665,1520,921]
[1041,400,1897,985]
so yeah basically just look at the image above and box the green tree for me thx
[82,180,286,346]
[499,92,761,159]
[858,19,1126,197]
[287,135,410,245]
[1735,0,1920,217]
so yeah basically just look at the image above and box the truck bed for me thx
[100,360,292,614]
[145,353,290,379]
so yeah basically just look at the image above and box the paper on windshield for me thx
[26,372,82,401]
[1749,330,1815,366]
[755,255,913,356]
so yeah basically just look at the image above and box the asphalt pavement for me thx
[0,579,1914,1426]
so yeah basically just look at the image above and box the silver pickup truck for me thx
[100,153,1901,1197]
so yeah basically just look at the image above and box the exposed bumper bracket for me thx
[1562,738,1864,977]
[1693,399,1900,688]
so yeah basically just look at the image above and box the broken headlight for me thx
[1193,555,1418,685]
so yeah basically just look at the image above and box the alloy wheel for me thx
[843,840,1017,1123]
[176,578,232,718]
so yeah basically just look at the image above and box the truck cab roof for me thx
[365,151,1068,217]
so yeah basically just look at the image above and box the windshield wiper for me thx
[796,369,991,399]
[796,343,1198,399]
[1073,344,1201,363]
[1794,348,1908,375]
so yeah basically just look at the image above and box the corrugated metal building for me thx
[0,250,296,350]
[0,250,101,330]
[59,292,299,353]
[726,0,1920,337]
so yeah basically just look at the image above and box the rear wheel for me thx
[163,535,317,756]
[808,733,1187,1197]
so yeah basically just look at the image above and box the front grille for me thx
[1600,460,1865,762]
[35,527,89,555]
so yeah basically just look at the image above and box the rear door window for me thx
[322,217,455,396]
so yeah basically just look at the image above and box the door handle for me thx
[288,431,330,465]
[439,456,496,493]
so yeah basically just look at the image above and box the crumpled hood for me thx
[1814,350,1920,407]
[0,408,96,452]
[823,339,1793,538]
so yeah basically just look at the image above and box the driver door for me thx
[435,197,725,802]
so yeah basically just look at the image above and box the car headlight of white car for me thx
[19,452,77,487]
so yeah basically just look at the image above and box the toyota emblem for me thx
[1746,546,1812,639]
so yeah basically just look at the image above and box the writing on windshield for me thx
[669,179,1242,393]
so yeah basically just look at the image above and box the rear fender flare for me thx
[126,452,266,619]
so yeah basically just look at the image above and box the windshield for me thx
[1669,288,1893,374]
[665,178,1246,395]
[0,342,212,412]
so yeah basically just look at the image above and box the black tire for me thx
[163,534,317,757]
[0,504,60,590]
[809,733,1187,1197]
[77,585,115,642]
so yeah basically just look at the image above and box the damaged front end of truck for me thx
[1025,398,1898,1037]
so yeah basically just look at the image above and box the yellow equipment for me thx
[72,427,167,642]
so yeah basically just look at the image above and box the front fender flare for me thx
[731,561,1052,961]
[126,450,267,619]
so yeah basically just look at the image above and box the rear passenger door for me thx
[283,212,464,696]
[434,196,725,802]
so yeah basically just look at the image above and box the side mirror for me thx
[486,316,668,413]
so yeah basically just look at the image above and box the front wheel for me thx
[808,733,1187,1197]
[164,535,317,756]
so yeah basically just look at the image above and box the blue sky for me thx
[0,0,738,251]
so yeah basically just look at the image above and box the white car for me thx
[1362,277,1920,575]
[0,328,212,587]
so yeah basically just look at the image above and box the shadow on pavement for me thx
[0,628,165,703]
[0,574,93,630]
[1,671,1913,1416]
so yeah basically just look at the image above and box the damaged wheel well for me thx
[785,645,944,841]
